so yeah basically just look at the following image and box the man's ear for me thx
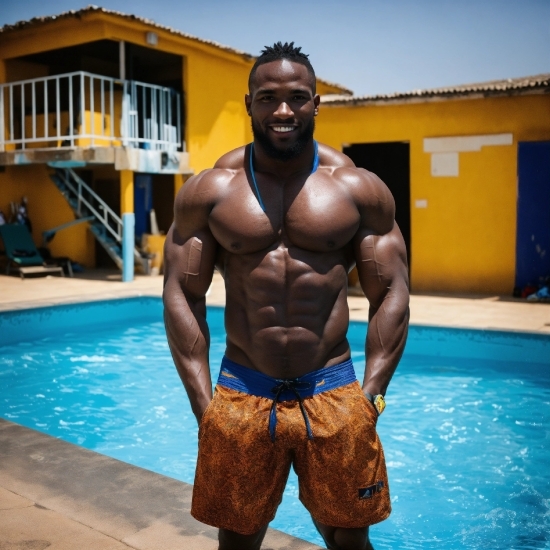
[313,94,320,116]
[245,93,252,116]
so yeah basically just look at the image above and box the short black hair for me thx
[248,42,316,93]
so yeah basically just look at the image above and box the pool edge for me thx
[0,418,321,550]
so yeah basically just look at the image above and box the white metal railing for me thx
[0,71,182,152]
[122,79,181,151]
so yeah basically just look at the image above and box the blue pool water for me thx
[1,297,549,549]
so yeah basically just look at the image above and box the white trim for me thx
[423,133,513,153]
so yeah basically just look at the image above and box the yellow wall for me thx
[0,165,95,267]
[316,94,550,294]
[185,49,251,172]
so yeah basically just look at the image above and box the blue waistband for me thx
[217,356,356,401]
[217,357,357,442]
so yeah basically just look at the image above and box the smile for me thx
[271,126,296,133]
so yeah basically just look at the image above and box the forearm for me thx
[363,285,409,396]
[163,286,213,423]
[354,222,410,396]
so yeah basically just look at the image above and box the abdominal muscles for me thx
[223,245,351,377]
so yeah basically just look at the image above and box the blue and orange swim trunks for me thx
[191,357,391,535]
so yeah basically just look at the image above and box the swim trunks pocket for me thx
[198,390,218,438]
[360,391,378,426]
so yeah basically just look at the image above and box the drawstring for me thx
[269,379,314,442]
[217,356,357,444]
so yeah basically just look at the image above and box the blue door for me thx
[515,141,550,289]
[134,174,153,240]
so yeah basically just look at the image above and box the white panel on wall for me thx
[431,152,459,177]
[423,133,513,153]
[415,199,428,208]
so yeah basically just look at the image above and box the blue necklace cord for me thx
[249,142,267,213]
[249,140,319,213]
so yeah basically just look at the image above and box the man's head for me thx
[248,42,316,95]
[246,42,319,161]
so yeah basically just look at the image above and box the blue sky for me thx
[2,0,549,96]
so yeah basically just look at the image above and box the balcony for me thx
[0,71,189,174]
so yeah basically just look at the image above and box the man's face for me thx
[245,60,320,161]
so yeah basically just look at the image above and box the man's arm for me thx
[353,173,410,398]
[163,174,219,424]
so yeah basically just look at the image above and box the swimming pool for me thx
[1,297,549,549]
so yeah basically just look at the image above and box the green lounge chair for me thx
[0,224,64,279]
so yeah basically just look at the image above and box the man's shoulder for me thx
[174,147,248,215]
[317,143,388,191]
[213,145,248,170]
[316,144,395,231]
[317,142,355,169]
[175,169,231,213]
[182,147,249,194]
[335,165,388,193]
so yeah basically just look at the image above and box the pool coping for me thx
[0,418,321,550]
[1,271,550,334]
[1,292,549,338]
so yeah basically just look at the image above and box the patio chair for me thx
[0,224,64,279]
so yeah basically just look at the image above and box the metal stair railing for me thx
[55,168,122,241]
[51,168,144,271]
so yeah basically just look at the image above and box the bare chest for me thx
[209,172,361,254]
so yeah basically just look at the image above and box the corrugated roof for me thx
[321,73,550,105]
[0,5,353,95]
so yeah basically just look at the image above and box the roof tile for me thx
[321,73,550,105]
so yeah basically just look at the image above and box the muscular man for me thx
[163,42,409,550]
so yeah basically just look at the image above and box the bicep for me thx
[354,223,409,309]
[164,223,217,302]
[164,172,219,301]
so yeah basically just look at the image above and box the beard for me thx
[251,117,315,161]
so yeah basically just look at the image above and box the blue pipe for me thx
[122,213,135,282]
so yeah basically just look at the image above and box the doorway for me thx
[515,141,550,291]
[343,142,411,268]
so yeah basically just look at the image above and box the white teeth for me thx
[272,126,295,133]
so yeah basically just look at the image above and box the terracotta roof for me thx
[0,5,352,95]
[321,73,550,105]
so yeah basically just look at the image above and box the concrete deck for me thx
[1,270,549,550]
[0,419,316,550]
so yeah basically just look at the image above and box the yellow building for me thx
[318,77,550,294]
[0,6,348,270]
[1,7,549,295]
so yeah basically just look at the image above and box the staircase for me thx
[49,168,145,271]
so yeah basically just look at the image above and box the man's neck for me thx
[252,140,316,179]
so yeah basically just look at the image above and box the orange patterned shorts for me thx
[191,358,390,535]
